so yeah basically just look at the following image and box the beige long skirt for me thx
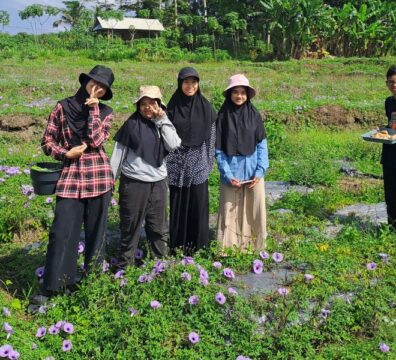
[216,178,267,251]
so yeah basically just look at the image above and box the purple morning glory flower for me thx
[35,266,45,278]
[0,345,13,358]
[78,242,85,254]
[223,268,235,279]
[215,292,226,305]
[38,305,47,314]
[8,349,20,359]
[252,259,263,274]
[5,167,20,176]
[45,197,53,204]
[2,307,10,317]
[36,326,46,338]
[321,309,330,318]
[236,356,252,360]
[272,252,284,263]
[277,287,289,296]
[150,300,161,309]
[304,274,315,281]
[120,279,127,287]
[228,287,238,296]
[188,295,199,305]
[135,248,144,260]
[3,322,13,335]
[213,261,222,269]
[181,257,194,265]
[62,339,72,352]
[199,269,208,280]
[55,321,65,329]
[48,325,59,335]
[63,322,74,334]
[102,260,110,272]
[199,277,209,286]
[21,184,34,195]
[259,251,270,260]
[114,270,125,279]
[153,260,166,274]
[378,253,389,263]
[181,272,192,281]
[24,169,30,175]
[188,331,200,344]
[128,307,138,316]
[138,274,149,283]
[379,343,390,353]
[110,198,118,206]
[366,262,377,270]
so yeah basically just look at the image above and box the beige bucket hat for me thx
[134,85,166,108]
[223,74,256,99]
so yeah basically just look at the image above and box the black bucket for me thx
[30,162,63,195]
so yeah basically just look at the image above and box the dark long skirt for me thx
[42,190,111,292]
[169,181,209,255]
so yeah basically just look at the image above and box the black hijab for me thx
[60,84,112,147]
[113,109,168,168]
[167,69,216,147]
[216,93,266,157]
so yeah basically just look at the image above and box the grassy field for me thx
[0,56,394,119]
[0,56,395,359]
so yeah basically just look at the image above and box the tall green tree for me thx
[53,1,89,29]
[19,4,60,34]
[0,10,10,32]
[254,0,333,60]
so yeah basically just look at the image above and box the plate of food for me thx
[362,127,396,144]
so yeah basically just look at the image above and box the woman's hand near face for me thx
[65,143,87,159]
[85,84,105,107]
[151,101,164,119]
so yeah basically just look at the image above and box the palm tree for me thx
[53,1,86,29]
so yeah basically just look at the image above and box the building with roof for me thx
[93,17,165,40]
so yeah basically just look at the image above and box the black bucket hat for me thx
[178,67,200,82]
[79,65,115,100]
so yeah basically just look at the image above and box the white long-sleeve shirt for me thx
[110,114,181,182]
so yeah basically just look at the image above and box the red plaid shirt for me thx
[41,102,114,198]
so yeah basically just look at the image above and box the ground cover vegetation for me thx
[0,56,395,358]
[1,0,396,62]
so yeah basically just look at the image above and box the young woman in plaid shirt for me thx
[33,65,115,303]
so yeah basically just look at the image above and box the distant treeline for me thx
[0,0,395,61]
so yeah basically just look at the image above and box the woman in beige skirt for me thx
[215,74,269,251]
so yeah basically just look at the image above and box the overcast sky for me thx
[1,0,79,34]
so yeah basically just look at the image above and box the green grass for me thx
[0,57,395,359]
[0,55,395,119]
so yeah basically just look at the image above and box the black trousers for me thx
[43,190,111,292]
[118,175,168,268]
[169,181,209,255]
[383,166,396,228]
